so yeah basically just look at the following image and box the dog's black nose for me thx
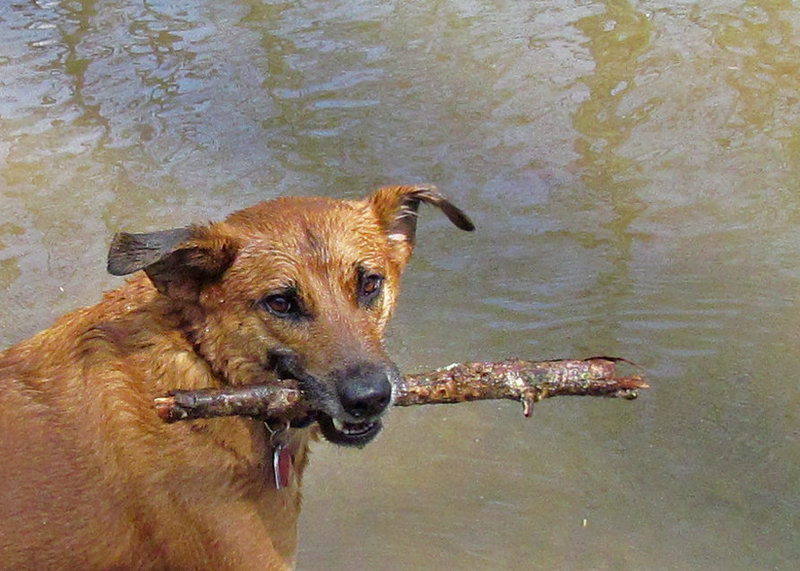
[337,363,393,419]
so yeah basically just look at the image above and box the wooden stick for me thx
[154,358,647,423]
[396,358,646,416]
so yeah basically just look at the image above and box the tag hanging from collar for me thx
[273,442,292,490]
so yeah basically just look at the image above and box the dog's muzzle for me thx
[316,361,394,447]
[269,351,398,447]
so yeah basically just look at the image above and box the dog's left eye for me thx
[259,293,300,318]
[358,273,384,304]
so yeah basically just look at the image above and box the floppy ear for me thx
[107,225,237,301]
[367,184,474,266]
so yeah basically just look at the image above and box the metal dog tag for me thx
[272,442,291,490]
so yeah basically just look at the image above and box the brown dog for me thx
[0,185,472,570]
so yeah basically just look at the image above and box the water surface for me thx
[1,1,798,569]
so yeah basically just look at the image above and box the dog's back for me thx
[0,281,306,569]
[0,309,129,567]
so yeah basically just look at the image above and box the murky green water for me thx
[2,1,799,568]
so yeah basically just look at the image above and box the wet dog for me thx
[0,185,473,569]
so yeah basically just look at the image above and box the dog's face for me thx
[108,186,473,446]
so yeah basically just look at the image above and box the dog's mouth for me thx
[316,414,383,447]
[267,349,391,448]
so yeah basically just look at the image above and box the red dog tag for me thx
[273,443,292,490]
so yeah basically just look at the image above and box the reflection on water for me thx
[1,1,799,569]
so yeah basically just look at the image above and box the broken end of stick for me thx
[597,373,649,401]
[154,396,186,423]
[615,374,649,393]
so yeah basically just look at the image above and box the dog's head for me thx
[107,185,473,446]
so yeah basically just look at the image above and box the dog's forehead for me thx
[225,196,390,279]
[226,196,372,234]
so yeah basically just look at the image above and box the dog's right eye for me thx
[260,294,297,318]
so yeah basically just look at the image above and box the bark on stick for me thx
[154,358,647,423]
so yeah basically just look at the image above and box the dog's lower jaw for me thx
[316,414,383,447]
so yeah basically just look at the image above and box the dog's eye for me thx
[358,273,384,304]
[261,294,297,317]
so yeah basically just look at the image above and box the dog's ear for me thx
[367,184,474,265]
[107,225,237,301]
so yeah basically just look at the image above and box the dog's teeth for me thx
[329,417,376,437]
